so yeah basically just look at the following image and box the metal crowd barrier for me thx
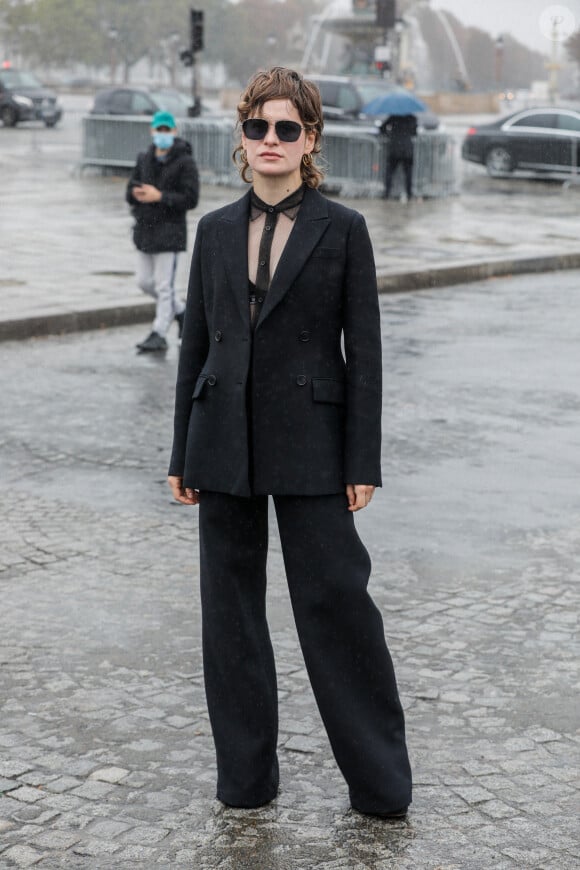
[81,115,235,178]
[412,133,457,198]
[82,115,459,199]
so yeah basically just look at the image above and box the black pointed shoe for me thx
[353,806,409,820]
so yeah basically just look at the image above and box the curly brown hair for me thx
[233,67,325,189]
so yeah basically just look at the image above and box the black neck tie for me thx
[250,185,305,294]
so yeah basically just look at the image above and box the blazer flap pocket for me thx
[310,247,341,259]
[312,378,345,404]
[192,374,208,399]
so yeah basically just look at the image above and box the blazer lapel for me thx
[217,190,251,329]
[256,187,330,329]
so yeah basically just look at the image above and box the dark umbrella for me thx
[362,92,427,116]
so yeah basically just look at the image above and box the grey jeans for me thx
[136,251,185,338]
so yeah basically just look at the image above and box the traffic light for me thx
[190,9,204,54]
[376,0,396,29]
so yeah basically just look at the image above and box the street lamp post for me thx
[266,34,278,68]
[167,32,180,87]
[547,15,563,104]
[108,28,118,85]
[495,34,504,92]
[394,18,405,83]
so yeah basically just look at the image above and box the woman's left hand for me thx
[346,484,375,512]
[168,475,200,505]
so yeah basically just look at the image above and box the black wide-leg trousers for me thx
[198,491,412,814]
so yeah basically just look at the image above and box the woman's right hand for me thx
[168,476,200,505]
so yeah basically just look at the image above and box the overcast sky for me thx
[431,0,580,52]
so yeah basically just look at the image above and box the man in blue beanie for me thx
[127,110,199,353]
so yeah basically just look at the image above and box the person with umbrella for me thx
[381,113,417,201]
[364,91,426,202]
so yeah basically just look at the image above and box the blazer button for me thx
[298,330,310,342]
[296,375,307,386]
[207,375,217,386]
[214,330,222,342]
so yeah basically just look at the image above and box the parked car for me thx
[0,68,63,127]
[462,107,580,176]
[90,87,196,118]
[307,74,440,130]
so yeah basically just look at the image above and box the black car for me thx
[90,87,195,118]
[308,74,440,130]
[0,68,63,127]
[462,108,580,176]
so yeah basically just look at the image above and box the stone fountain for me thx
[303,0,471,94]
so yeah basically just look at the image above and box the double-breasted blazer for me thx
[169,185,382,497]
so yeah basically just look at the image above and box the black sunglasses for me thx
[242,118,305,143]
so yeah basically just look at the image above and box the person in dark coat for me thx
[381,113,418,201]
[167,68,412,818]
[126,110,199,353]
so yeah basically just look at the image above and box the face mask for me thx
[153,132,174,150]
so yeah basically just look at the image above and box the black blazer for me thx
[169,186,382,497]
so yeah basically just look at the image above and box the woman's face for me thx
[242,99,316,186]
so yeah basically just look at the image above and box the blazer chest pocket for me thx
[312,378,345,405]
[310,247,341,259]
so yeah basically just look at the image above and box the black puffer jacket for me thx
[126,137,199,253]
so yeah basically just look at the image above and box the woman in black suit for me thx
[168,68,412,818]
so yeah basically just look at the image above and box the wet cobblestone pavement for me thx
[0,271,579,868]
